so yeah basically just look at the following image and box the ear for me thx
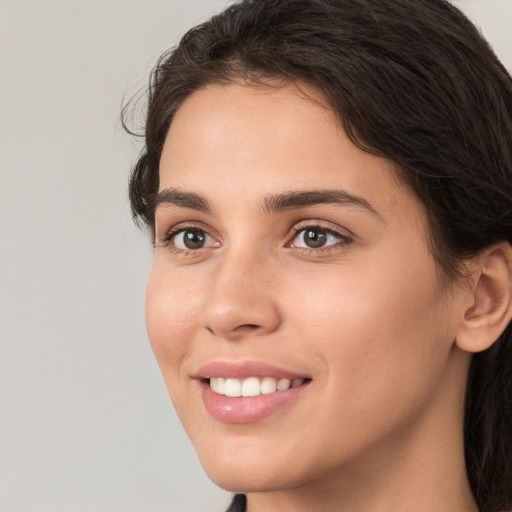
[456,242,512,353]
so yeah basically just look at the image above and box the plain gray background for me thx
[1,1,511,511]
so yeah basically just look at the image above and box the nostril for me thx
[203,323,261,338]
[235,324,261,332]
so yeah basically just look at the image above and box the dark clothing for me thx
[226,494,246,512]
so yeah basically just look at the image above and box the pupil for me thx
[304,229,326,248]
[184,229,205,249]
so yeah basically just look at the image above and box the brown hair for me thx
[124,1,512,510]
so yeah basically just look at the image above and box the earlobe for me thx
[456,242,512,354]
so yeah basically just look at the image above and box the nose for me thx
[199,251,281,341]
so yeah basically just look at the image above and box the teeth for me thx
[224,378,242,397]
[208,376,305,396]
[261,376,277,395]
[242,377,261,397]
[210,377,225,394]
[276,378,291,391]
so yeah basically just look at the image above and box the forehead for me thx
[159,82,422,223]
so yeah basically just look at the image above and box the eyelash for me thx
[160,222,352,255]
[287,224,352,253]
[161,223,216,254]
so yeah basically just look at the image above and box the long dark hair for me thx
[124,1,512,510]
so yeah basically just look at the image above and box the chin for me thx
[196,443,307,493]
[204,464,299,494]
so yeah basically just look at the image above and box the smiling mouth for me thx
[206,376,310,397]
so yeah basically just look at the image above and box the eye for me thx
[167,228,216,250]
[290,226,347,249]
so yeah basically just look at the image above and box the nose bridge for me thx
[199,245,280,340]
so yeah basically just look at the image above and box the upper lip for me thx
[195,360,311,380]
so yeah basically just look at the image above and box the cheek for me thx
[287,254,453,410]
[145,264,199,386]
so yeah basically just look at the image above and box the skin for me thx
[146,82,480,512]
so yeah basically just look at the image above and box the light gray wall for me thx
[0,1,510,511]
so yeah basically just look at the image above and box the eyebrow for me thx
[262,189,381,217]
[153,188,212,214]
[153,187,380,218]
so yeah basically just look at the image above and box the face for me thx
[146,83,469,494]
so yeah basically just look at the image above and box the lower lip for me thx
[200,380,310,424]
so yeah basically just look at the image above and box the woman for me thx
[125,0,512,510]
